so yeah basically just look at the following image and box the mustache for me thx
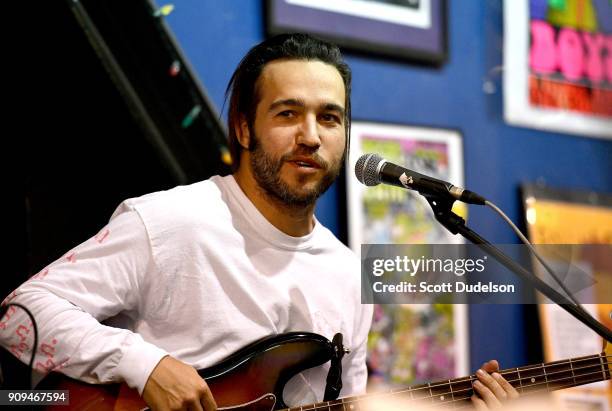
[280,151,330,170]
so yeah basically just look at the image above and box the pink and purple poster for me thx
[504,0,612,138]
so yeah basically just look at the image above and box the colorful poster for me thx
[346,122,469,390]
[522,184,612,408]
[504,0,612,139]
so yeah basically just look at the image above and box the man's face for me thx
[242,59,347,208]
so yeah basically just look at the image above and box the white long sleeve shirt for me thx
[1,175,373,406]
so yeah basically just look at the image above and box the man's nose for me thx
[296,115,321,148]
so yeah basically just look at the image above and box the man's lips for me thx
[286,156,323,169]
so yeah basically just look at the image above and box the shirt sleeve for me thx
[0,209,168,395]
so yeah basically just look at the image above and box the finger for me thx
[481,359,499,373]
[473,379,503,409]
[477,368,508,402]
[200,387,217,411]
[492,372,520,399]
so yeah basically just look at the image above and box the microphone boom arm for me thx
[424,193,612,342]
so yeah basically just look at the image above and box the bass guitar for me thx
[20,332,612,410]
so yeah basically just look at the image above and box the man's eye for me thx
[321,114,341,123]
[278,110,295,118]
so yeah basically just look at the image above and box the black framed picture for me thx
[266,0,447,65]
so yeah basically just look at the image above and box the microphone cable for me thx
[485,200,589,313]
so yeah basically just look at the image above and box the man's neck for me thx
[233,171,316,237]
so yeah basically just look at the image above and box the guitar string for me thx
[436,367,611,402]
[410,360,612,401]
[383,354,611,395]
[293,357,611,411]
[496,354,612,375]
[374,355,612,399]
[356,366,612,406]
[402,363,610,404]
[326,372,610,411]
[443,356,612,393]
[450,375,608,411]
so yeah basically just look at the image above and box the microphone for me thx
[354,153,486,205]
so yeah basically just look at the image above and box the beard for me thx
[248,130,344,208]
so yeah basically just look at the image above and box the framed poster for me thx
[522,184,612,408]
[503,0,612,139]
[347,122,466,248]
[346,121,469,389]
[266,0,447,64]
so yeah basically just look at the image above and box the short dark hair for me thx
[225,33,351,171]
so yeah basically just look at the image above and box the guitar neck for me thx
[287,352,611,410]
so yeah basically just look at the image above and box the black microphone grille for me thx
[355,153,384,186]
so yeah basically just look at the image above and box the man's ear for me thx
[235,116,250,150]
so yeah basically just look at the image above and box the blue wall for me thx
[165,1,612,371]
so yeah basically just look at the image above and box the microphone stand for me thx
[423,194,612,342]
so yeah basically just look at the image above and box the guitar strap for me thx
[323,332,346,401]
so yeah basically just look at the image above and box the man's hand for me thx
[472,360,519,410]
[143,355,217,411]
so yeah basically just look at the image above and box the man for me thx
[1,33,516,410]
